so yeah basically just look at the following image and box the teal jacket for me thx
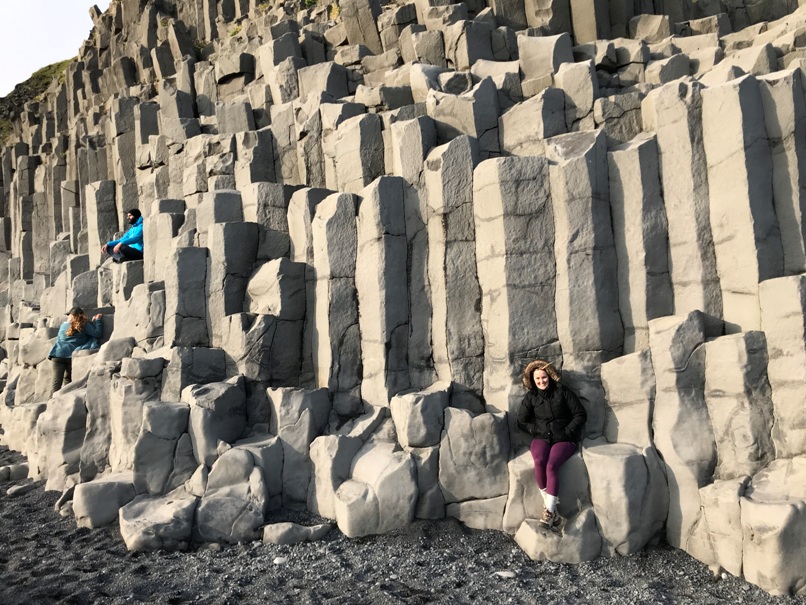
[48,318,104,360]
[107,216,144,251]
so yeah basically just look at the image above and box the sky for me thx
[0,0,112,97]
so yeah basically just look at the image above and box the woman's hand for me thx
[92,314,102,320]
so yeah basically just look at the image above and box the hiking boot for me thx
[539,508,560,529]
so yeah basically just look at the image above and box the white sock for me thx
[544,494,558,513]
[539,488,547,501]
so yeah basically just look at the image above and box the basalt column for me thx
[546,129,622,437]
[473,155,558,418]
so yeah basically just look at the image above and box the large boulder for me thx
[334,441,417,537]
[119,487,199,552]
[194,448,268,544]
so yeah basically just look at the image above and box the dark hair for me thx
[127,208,142,220]
[66,306,85,316]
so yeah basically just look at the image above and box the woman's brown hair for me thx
[522,359,561,390]
[66,308,88,337]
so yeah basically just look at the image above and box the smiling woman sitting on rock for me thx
[48,307,103,394]
[516,359,587,530]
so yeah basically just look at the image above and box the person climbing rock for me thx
[48,307,103,393]
[516,359,587,530]
[101,208,144,263]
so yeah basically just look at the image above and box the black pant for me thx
[51,358,72,393]
[111,245,143,262]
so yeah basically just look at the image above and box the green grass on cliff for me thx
[0,58,72,145]
[29,59,73,96]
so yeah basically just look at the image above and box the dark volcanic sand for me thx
[1,446,804,605]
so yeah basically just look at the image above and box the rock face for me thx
[2,0,806,597]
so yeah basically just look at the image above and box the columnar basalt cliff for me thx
[1,0,806,597]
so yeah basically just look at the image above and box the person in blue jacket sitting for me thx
[49,307,104,393]
[102,208,144,262]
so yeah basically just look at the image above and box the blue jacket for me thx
[107,216,144,251]
[48,318,104,360]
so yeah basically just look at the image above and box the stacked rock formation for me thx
[1,0,806,596]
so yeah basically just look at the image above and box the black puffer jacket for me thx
[516,383,587,443]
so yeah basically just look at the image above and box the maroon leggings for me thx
[529,439,577,496]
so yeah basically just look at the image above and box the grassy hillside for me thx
[0,58,72,145]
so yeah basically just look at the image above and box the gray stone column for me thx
[607,133,672,352]
[546,130,622,437]
[312,192,362,415]
[356,176,409,407]
[474,156,558,415]
[702,75,784,332]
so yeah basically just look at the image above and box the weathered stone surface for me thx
[334,441,417,537]
[645,53,690,85]
[79,363,118,481]
[741,458,806,596]
[311,193,361,414]
[569,0,611,44]
[701,75,784,332]
[518,33,573,81]
[241,182,300,261]
[268,387,331,507]
[585,442,667,555]
[498,88,566,156]
[355,177,409,406]
[333,114,384,194]
[74,471,136,528]
[523,0,571,33]
[390,382,450,448]
[108,372,162,473]
[607,133,672,352]
[758,68,806,275]
[207,220,259,347]
[244,258,305,320]
[263,522,333,545]
[600,350,655,448]
[426,78,500,157]
[703,332,775,480]
[759,275,806,458]
[438,408,509,503]
[554,59,599,130]
[194,448,267,544]
[161,346,227,402]
[85,180,118,268]
[443,20,493,71]
[473,156,557,416]
[308,434,363,520]
[515,507,602,563]
[341,0,383,55]
[31,392,87,491]
[183,379,247,467]
[642,80,722,325]
[699,477,747,578]
[164,247,209,347]
[133,402,190,495]
[446,495,507,531]
[119,487,198,551]
[546,130,621,437]
[424,137,482,408]
[218,313,303,385]
[629,14,670,42]
[234,433,284,510]
[649,312,716,551]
